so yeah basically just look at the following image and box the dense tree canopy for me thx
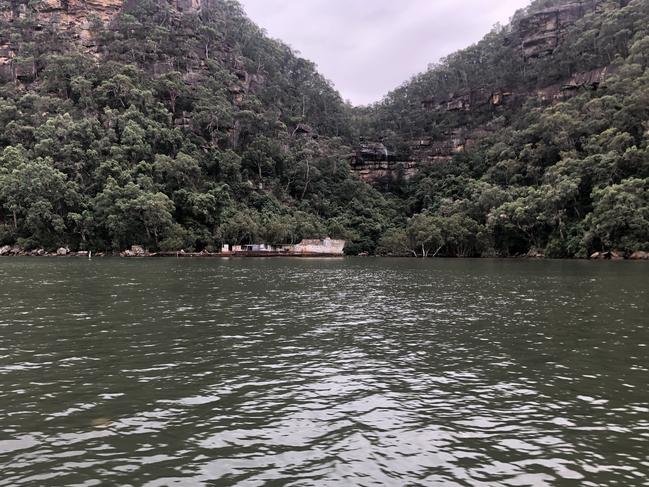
[0,0,398,253]
[0,0,647,257]
[361,0,649,257]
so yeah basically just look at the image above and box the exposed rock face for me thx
[226,68,265,105]
[422,89,520,113]
[351,159,419,185]
[350,142,414,184]
[174,111,193,130]
[0,0,217,82]
[3,0,123,42]
[0,0,123,82]
[517,1,599,58]
[2,0,205,27]
[175,0,200,13]
[410,130,467,162]
[292,124,317,139]
[353,142,389,162]
[350,128,493,184]
[363,64,618,186]
[537,65,618,102]
[418,63,616,132]
[383,3,633,188]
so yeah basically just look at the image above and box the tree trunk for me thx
[301,161,311,200]
[432,244,444,257]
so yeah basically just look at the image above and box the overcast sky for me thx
[239,0,531,106]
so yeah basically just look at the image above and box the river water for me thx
[0,257,647,486]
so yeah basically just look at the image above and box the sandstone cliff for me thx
[0,0,214,82]
[350,0,630,185]
[515,1,599,59]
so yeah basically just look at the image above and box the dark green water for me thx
[0,258,648,486]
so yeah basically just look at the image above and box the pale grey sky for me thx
[239,0,531,105]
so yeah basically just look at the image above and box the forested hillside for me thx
[361,0,649,258]
[0,0,648,257]
[0,0,398,254]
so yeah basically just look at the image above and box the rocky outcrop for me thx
[2,0,206,29]
[422,89,521,113]
[0,246,110,257]
[516,1,599,58]
[175,0,200,13]
[350,142,414,184]
[292,124,317,139]
[537,65,618,102]
[629,251,649,260]
[409,130,466,163]
[590,250,625,260]
[371,63,619,186]
[174,111,193,130]
[350,128,494,184]
[514,1,631,59]
[227,69,265,104]
[351,159,418,185]
[421,65,617,120]
[0,0,226,83]
[2,0,123,44]
[352,142,389,162]
[0,0,123,82]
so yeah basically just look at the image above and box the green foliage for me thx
[585,178,649,253]
[0,0,388,252]
[359,0,649,257]
[1,0,648,258]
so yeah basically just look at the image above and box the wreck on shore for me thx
[154,238,346,258]
[227,238,345,256]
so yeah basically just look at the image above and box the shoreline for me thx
[1,245,648,261]
[0,252,647,261]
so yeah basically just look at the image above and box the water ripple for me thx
[0,258,648,486]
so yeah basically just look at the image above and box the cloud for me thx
[239,0,531,105]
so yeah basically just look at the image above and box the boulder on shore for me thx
[56,247,68,256]
[527,250,545,258]
[590,250,626,260]
[0,245,11,256]
[630,251,649,260]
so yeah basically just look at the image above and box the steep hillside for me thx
[0,0,648,258]
[0,0,397,253]
[356,0,649,258]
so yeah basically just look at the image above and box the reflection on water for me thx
[0,257,648,486]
